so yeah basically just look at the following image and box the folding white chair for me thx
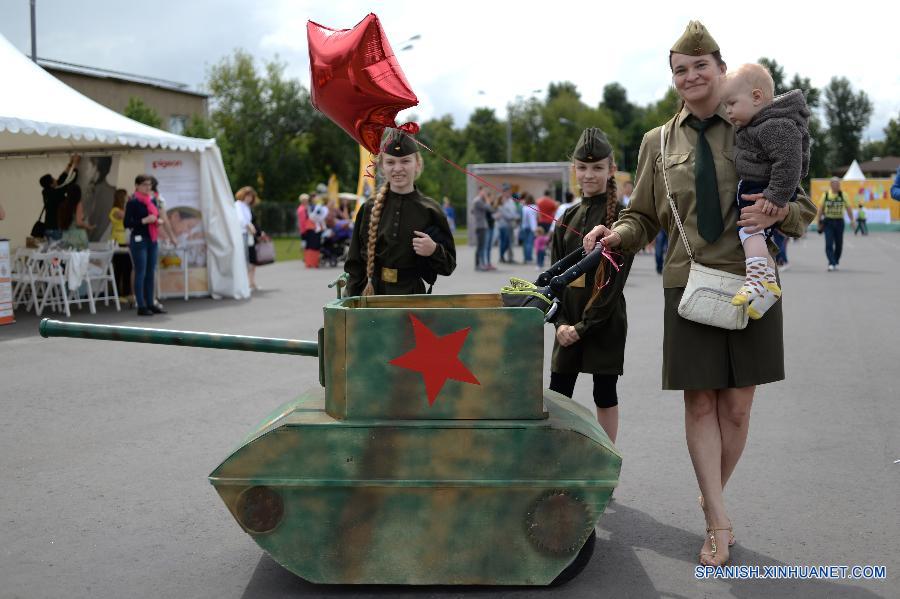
[87,248,120,311]
[30,251,70,317]
[62,251,96,314]
[11,248,37,312]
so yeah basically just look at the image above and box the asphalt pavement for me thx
[1,231,897,598]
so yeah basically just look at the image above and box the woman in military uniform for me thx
[582,22,817,566]
[550,128,633,446]
[345,130,456,296]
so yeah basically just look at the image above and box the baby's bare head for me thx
[721,63,775,127]
[725,63,775,101]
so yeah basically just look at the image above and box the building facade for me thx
[40,59,208,134]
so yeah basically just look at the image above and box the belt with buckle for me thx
[381,266,398,283]
[378,265,420,285]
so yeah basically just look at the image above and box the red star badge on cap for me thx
[389,314,480,405]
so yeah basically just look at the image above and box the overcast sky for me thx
[2,0,898,142]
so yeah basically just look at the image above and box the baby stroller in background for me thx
[320,220,353,267]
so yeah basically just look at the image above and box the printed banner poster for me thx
[77,156,119,242]
[145,153,209,296]
[809,178,898,223]
[0,240,14,325]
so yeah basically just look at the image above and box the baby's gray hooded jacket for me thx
[734,89,811,207]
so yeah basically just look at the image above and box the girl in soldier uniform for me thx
[549,128,633,446]
[344,130,456,296]
[582,22,817,566]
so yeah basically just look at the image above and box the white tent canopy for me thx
[0,33,249,299]
[843,160,866,181]
[0,34,212,154]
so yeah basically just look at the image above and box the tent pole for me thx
[30,0,37,62]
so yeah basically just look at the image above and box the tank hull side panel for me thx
[210,391,620,585]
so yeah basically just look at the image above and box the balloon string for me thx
[406,136,586,240]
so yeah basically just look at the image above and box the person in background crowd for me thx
[620,180,634,207]
[534,225,550,269]
[39,154,79,241]
[308,196,329,268]
[59,185,93,249]
[297,193,321,268]
[519,193,537,263]
[324,197,338,231]
[234,186,259,290]
[470,187,494,271]
[124,174,164,316]
[654,230,668,275]
[442,197,456,233]
[150,177,177,246]
[552,191,577,233]
[345,129,456,295]
[485,190,498,267]
[816,177,854,271]
[771,229,789,270]
[334,196,351,221]
[536,189,559,230]
[854,203,868,236]
[296,193,310,236]
[108,189,133,304]
[149,177,177,310]
[497,183,518,263]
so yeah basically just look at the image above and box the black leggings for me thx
[550,372,619,408]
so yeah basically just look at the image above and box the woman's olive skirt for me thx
[662,287,785,391]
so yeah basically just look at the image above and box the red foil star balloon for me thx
[389,314,480,405]
[307,13,419,154]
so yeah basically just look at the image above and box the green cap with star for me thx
[573,128,612,163]
[671,20,719,56]
[381,128,418,156]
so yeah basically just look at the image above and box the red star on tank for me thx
[389,314,480,405]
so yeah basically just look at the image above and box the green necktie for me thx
[687,116,724,243]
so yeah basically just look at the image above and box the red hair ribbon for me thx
[594,244,625,292]
[364,153,377,180]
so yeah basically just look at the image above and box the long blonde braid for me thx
[362,182,390,296]
[585,171,618,310]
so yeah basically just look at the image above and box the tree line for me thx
[125,50,899,222]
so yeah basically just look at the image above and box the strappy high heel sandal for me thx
[699,495,735,546]
[699,525,733,566]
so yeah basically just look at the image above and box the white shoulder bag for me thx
[659,125,749,330]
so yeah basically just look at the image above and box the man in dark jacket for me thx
[39,155,79,240]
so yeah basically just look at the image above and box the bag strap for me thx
[37,206,45,220]
[659,123,695,263]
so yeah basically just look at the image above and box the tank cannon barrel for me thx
[39,319,319,357]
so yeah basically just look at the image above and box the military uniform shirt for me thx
[614,104,817,288]
[345,188,456,296]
